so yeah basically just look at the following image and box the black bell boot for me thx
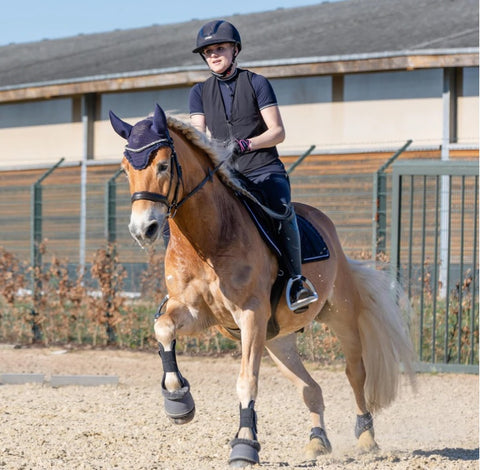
[279,209,318,313]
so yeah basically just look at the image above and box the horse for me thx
[109,104,415,467]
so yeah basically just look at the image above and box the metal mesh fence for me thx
[1,158,478,368]
[0,166,377,293]
[1,154,476,292]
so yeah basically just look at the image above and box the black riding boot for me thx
[279,209,318,313]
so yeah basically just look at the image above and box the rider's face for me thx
[202,43,236,74]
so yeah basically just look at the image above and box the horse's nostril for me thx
[145,222,159,239]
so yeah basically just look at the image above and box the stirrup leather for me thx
[286,275,318,312]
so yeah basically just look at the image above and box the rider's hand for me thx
[232,138,252,155]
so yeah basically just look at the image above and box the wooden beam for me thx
[0,53,477,104]
[0,70,211,103]
[252,53,479,78]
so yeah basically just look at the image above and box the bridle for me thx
[130,138,224,219]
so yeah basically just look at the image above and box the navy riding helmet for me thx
[192,20,242,54]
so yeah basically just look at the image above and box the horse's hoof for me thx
[229,438,260,467]
[304,438,331,459]
[167,404,196,425]
[304,427,332,459]
[357,429,379,453]
[163,391,195,424]
[162,380,196,424]
[229,459,255,468]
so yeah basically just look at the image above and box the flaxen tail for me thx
[349,259,416,412]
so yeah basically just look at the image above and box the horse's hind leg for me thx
[266,333,332,460]
[341,332,377,452]
[328,311,378,452]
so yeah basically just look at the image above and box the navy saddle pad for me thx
[240,198,330,264]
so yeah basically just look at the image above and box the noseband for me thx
[130,138,224,219]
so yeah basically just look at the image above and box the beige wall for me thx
[0,87,478,168]
[93,97,456,161]
[458,96,479,144]
[94,120,129,163]
[278,99,445,154]
[0,122,84,167]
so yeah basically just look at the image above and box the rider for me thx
[189,20,318,313]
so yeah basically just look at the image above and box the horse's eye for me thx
[158,161,169,173]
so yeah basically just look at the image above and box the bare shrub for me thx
[0,247,30,343]
[0,247,27,304]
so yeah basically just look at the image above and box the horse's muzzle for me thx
[128,205,167,247]
[129,219,159,247]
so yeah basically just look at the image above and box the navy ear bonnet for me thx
[123,118,170,170]
[109,104,172,170]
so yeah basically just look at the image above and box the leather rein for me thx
[130,138,225,219]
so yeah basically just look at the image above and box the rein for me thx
[130,135,290,221]
[130,139,225,219]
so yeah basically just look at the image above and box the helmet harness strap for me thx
[201,45,239,80]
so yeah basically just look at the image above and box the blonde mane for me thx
[166,114,251,199]
[165,115,289,220]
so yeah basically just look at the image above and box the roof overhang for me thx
[0,48,477,104]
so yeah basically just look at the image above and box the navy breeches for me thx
[244,172,292,214]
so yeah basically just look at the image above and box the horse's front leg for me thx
[154,298,195,424]
[229,307,267,467]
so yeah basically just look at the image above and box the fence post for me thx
[105,168,124,243]
[287,145,316,175]
[102,168,125,345]
[372,140,412,259]
[30,158,65,341]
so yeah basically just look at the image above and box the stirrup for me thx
[286,275,318,312]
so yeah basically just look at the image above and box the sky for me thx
[1,0,337,46]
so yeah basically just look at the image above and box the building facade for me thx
[0,0,477,170]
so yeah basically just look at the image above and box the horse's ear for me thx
[152,103,168,136]
[109,110,132,140]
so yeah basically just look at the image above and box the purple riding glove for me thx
[233,138,252,155]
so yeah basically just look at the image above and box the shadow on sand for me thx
[413,448,479,461]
